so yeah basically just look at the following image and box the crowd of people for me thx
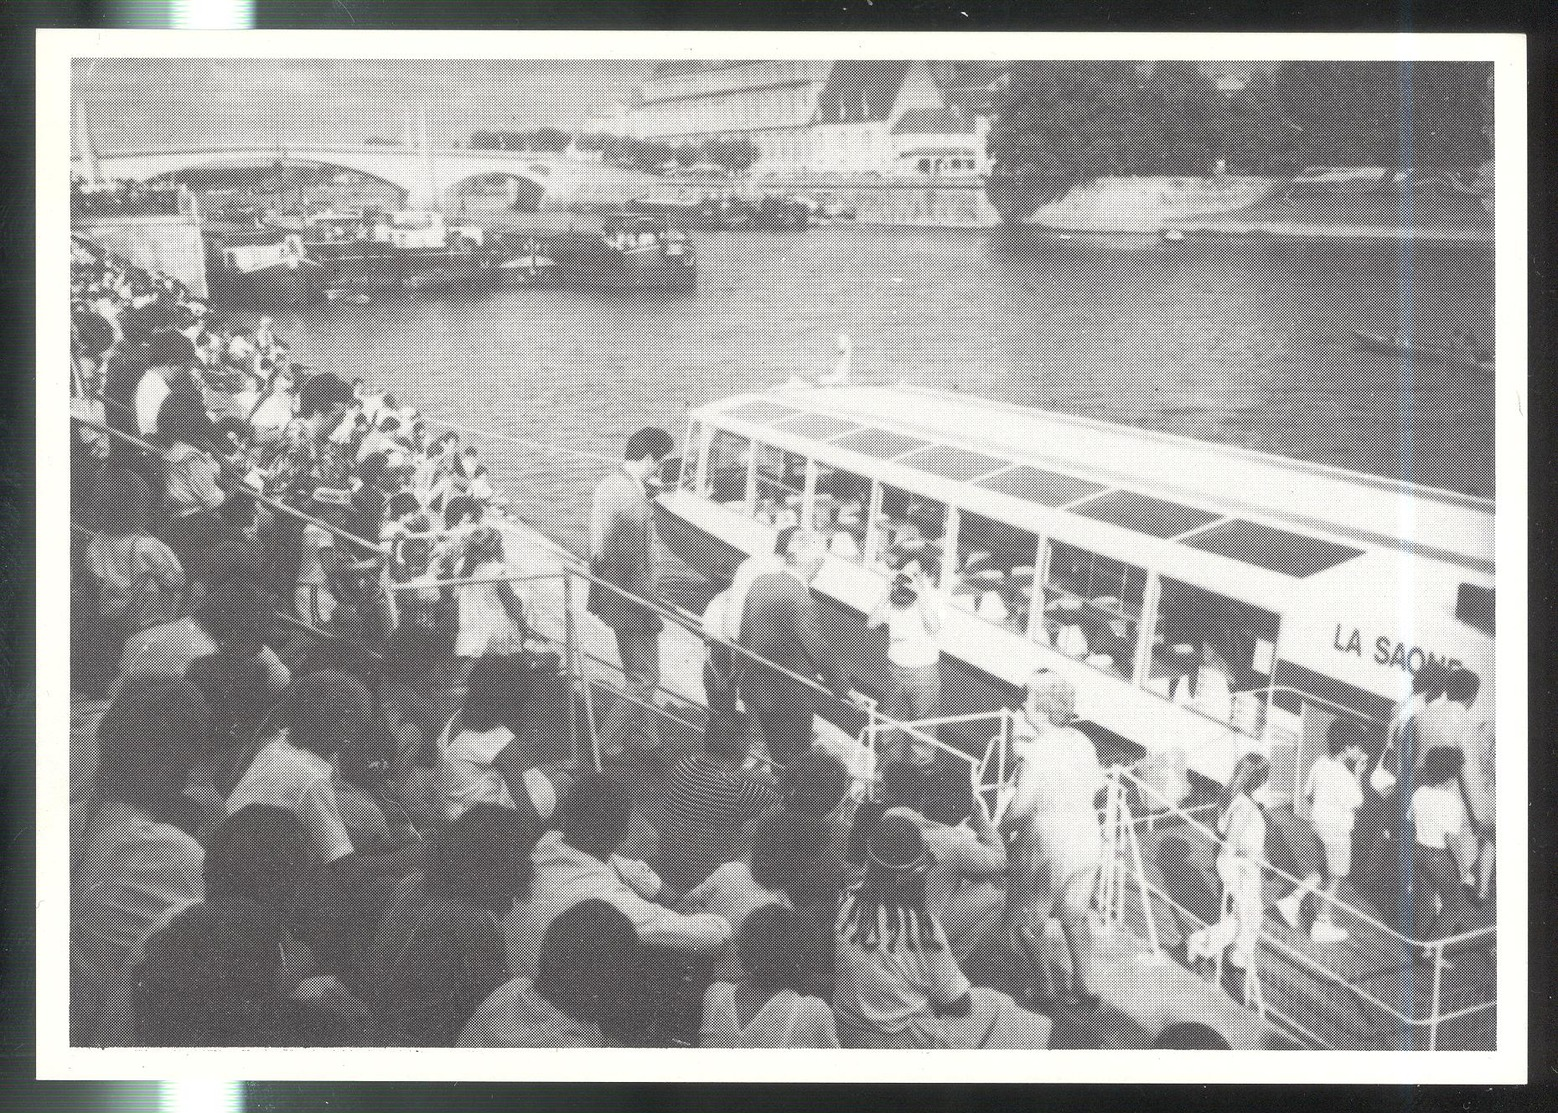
[67,235,1493,1053]
[72,175,187,219]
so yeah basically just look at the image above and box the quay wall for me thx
[653,173,1273,230]
[1022,175,1277,233]
[74,213,209,297]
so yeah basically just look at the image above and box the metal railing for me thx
[1098,763,1496,1050]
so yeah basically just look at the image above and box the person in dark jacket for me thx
[587,427,675,763]
[737,529,857,769]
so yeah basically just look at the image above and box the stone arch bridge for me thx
[73,143,654,211]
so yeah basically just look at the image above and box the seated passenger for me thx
[701,904,840,1048]
[461,900,644,1048]
[833,815,1051,1049]
[509,772,730,978]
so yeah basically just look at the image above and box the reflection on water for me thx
[243,225,1494,554]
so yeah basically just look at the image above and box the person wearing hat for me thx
[834,813,1051,1049]
[999,670,1105,1011]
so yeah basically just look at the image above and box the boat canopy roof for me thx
[690,385,1494,601]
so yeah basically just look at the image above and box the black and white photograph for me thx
[38,30,1525,1083]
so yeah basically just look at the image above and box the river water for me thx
[240,225,1494,555]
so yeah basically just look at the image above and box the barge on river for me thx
[205,229,326,306]
[654,384,1495,795]
[546,213,697,292]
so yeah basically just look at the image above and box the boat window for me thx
[833,428,933,460]
[774,412,863,441]
[812,462,872,563]
[904,445,1009,483]
[976,464,1106,508]
[1147,579,1281,737]
[950,511,1040,636]
[754,444,808,528]
[702,429,752,511]
[723,399,801,425]
[1071,490,1221,540]
[1039,540,1146,681]
[875,484,947,578]
[1185,519,1362,578]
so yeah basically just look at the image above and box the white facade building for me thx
[614,60,998,178]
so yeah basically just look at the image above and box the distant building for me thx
[612,60,999,177]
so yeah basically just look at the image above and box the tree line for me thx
[988,60,1493,186]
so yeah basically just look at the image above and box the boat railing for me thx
[1099,762,1496,1050]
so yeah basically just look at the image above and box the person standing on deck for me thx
[1000,670,1105,1012]
[737,530,858,770]
[588,427,675,765]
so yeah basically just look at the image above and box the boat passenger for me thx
[701,903,840,1048]
[1186,752,1271,1005]
[1407,747,1479,945]
[1000,670,1104,1010]
[866,564,943,769]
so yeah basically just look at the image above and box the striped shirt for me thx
[656,756,777,890]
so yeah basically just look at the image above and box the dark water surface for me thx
[245,225,1494,554]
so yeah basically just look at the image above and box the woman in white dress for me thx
[1000,670,1105,1010]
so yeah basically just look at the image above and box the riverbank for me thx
[1019,175,1493,243]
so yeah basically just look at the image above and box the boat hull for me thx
[209,258,324,306]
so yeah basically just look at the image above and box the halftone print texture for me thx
[65,53,1497,1060]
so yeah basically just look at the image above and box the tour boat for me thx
[205,230,326,305]
[368,209,493,291]
[654,384,1495,795]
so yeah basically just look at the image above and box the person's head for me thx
[1420,745,1465,787]
[90,466,155,537]
[555,771,633,862]
[144,328,198,371]
[425,802,539,911]
[736,903,818,995]
[842,813,937,951]
[921,763,974,828]
[1154,1021,1232,1050]
[381,415,402,435]
[878,759,927,810]
[183,647,275,745]
[703,709,749,766]
[1327,717,1369,761]
[94,677,213,823]
[132,899,289,1046]
[203,804,313,912]
[445,494,483,530]
[623,426,675,482]
[461,653,527,734]
[773,523,800,558]
[1444,667,1480,706]
[281,669,373,760]
[534,899,643,1031]
[385,491,420,523]
[1025,669,1077,728]
[357,451,388,490]
[296,371,354,423]
[194,579,271,657]
[269,367,295,394]
[1221,752,1271,812]
[1412,660,1448,700]
[782,528,826,581]
[750,809,835,908]
[779,746,851,818]
[460,525,504,570]
[157,386,215,447]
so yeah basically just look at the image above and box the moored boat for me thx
[1351,328,1494,375]
[550,213,697,292]
[654,383,1495,796]
[205,229,326,306]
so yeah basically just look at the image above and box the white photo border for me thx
[35,27,1529,1084]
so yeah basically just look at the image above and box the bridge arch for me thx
[141,155,411,208]
[443,169,551,214]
